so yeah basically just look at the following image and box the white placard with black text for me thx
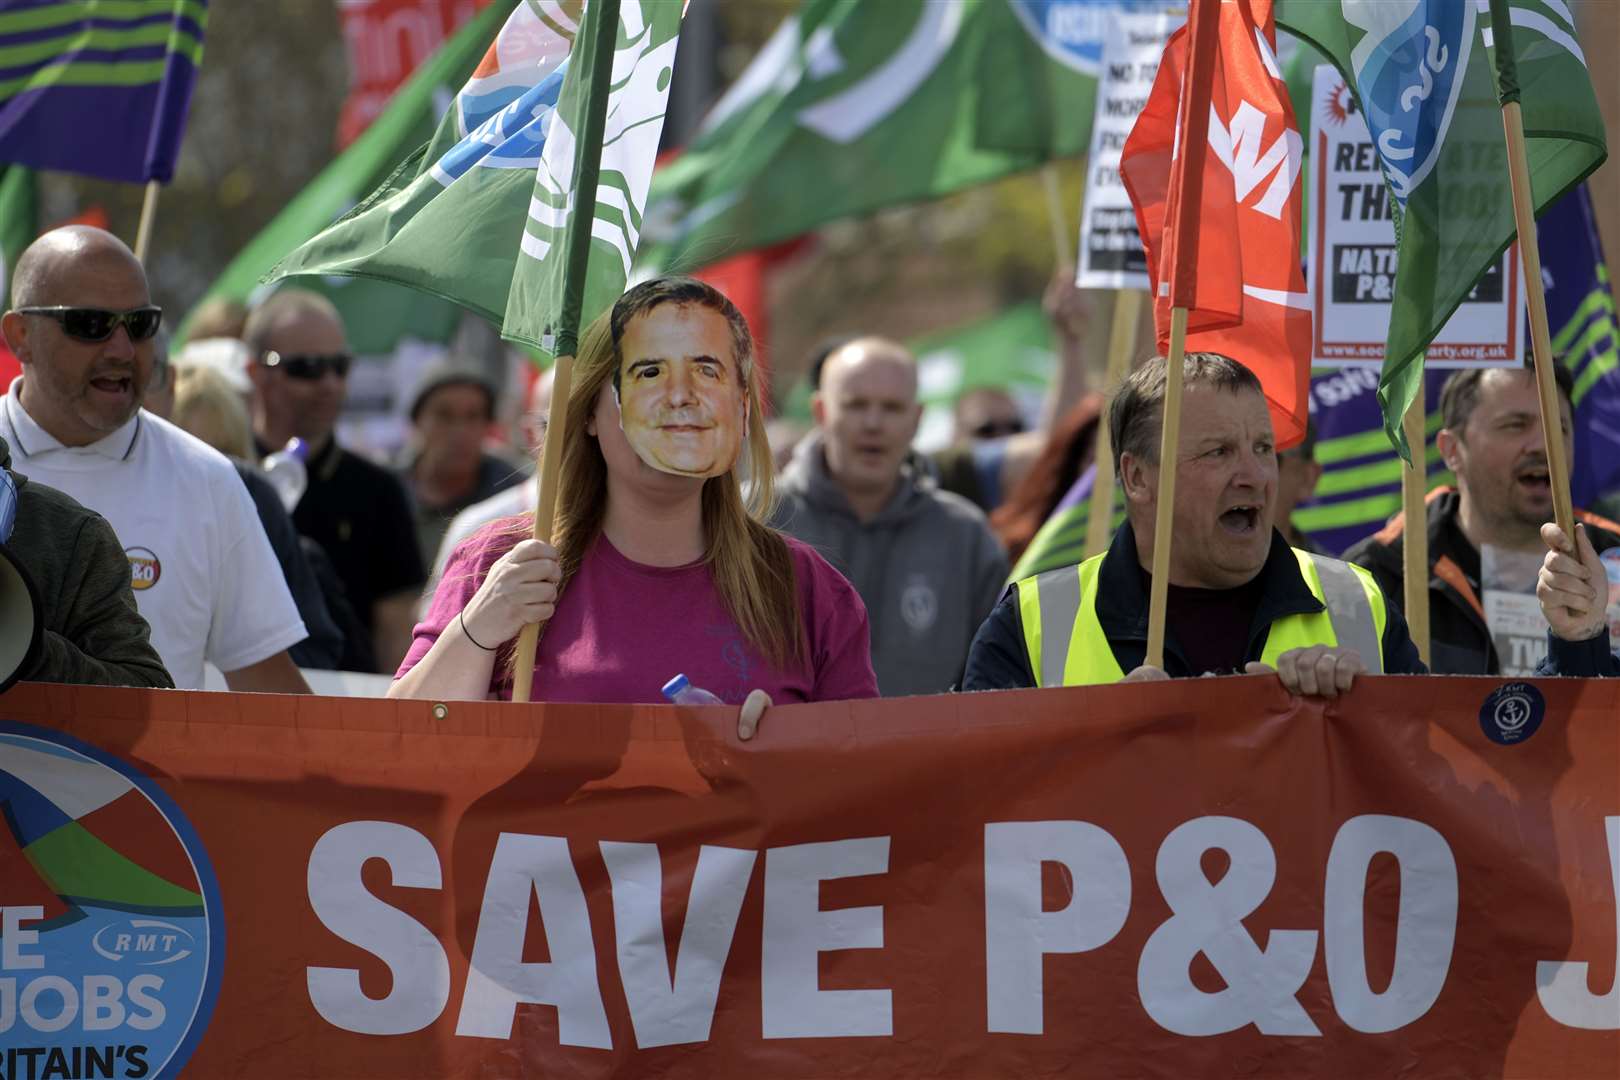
[1307,65,1523,369]
[1076,12,1180,291]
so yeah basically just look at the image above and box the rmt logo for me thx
[91,921,195,968]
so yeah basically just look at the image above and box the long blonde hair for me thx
[501,277,803,668]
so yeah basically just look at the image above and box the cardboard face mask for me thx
[615,307,749,479]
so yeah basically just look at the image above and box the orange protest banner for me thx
[1,675,1615,1078]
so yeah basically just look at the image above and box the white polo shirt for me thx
[1,382,307,689]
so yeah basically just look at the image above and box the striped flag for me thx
[0,0,208,183]
[269,0,681,359]
[502,0,680,352]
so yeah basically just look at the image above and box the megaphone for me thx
[0,466,42,694]
[0,543,42,693]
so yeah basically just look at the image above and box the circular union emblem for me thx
[1478,682,1546,746]
[900,577,939,633]
[0,722,223,1077]
[124,547,161,591]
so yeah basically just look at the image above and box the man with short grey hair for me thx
[965,352,1424,694]
[772,337,1007,696]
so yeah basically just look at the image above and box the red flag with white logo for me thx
[1119,0,1311,448]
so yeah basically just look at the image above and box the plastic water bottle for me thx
[261,437,309,512]
[662,673,723,705]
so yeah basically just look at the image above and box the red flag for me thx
[1119,0,1311,448]
[335,0,497,148]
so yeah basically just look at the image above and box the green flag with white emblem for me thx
[1276,0,1607,460]
[269,0,682,359]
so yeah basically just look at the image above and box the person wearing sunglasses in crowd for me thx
[0,226,311,692]
[245,288,427,675]
[953,386,1026,445]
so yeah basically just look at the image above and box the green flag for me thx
[0,166,37,307]
[184,0,518,352]
[1276,0,1607,460]
[639,0,1115,274]
[502,0,681,353]
[269,0,681,359]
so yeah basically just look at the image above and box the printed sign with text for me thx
[1307,66,1522,369]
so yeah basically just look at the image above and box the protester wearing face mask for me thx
[392,276,878,724]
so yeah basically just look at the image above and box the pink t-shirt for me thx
[400,525,879,704]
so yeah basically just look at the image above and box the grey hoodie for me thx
[1,435,172,688]
[772,432,1008,696]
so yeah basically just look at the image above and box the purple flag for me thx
[0,0,208,183]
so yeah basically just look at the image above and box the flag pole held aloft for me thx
[1399,379,1430,665]
[1140,0,1220,671]
[1085,289,1140,559]
[1489,0,1576,541]
[1145,307,1189,669]
[133,181,161,265]
[510,0,624,705]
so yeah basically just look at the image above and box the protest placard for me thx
[1076,12,1179,290]
[1307,66,1523,369]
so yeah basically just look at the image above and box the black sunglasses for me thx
[17,305,162,343]
[263,350,352,380]
[970,418,1025,440]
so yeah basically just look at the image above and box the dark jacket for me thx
[964,520,1426,690]
[1343,487,1620,675]
[1,436,172,688]
[1536,629,1620,677]
[234,462,346,670]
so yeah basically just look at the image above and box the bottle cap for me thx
[285,437,309,462]
[660,673,690,701]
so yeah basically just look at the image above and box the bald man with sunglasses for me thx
[1,226,311,693]
[245,289,426,674]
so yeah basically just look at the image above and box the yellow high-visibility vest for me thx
[1014,549,1388,687]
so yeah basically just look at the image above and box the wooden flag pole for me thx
[1501,100,1576,539]
[1041,165,1070,264]
[509,355,575,703]
[1144,305,1189,669]
[1085,288,1142,557]
[1399,378,1431,666]
[132,180,160,264]
[504,0,620,703]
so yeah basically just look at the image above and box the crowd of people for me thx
[2,223,1617,714]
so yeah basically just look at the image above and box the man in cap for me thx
[397,364,525,570]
